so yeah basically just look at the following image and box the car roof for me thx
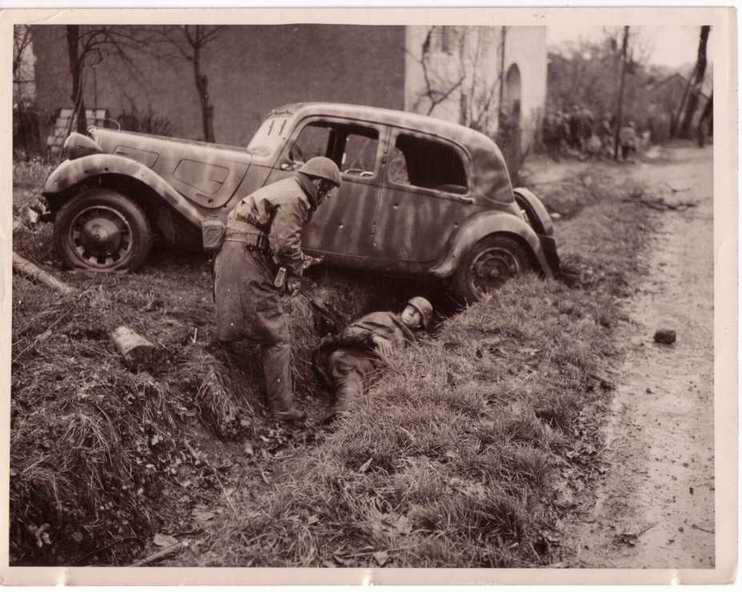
[269,102,513,203]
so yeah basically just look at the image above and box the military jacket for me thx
[341,311,416,351]
[227,174,318,276]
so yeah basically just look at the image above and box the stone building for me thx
[28,24,546,153]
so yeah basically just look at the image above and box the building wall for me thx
[31,25,406,146]
[501,26,547,152]
[404,25,546,151]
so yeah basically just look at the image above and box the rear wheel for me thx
[54,188,153,272]
[452,235,532,303]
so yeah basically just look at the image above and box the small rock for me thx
[646,387,653,394]
[550,212,562,220]
[654,329,676,344]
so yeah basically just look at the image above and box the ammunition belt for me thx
[224,230,270,253]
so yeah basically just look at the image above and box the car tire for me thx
[452,234,532,303]
[54,188,153,272]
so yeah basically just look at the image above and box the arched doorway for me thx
[498,63,523,177]
[503,63,522,124]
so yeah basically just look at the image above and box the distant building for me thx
[28,24,546,154]
[646,72,711,141]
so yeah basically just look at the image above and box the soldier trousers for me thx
[214,240,295,413]
[328,349,378,414]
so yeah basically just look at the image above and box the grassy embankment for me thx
[10,158,655,566]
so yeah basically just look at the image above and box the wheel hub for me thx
[470,247,520,295]
[81,217,122,251]
[69,205,133,269]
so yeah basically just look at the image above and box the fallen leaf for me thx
[358,457,373,473]
[154,533,178,547]
[373,550,389,566]
[307,515,320,525]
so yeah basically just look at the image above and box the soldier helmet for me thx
[407,296,434,329]
[299,157,342,187]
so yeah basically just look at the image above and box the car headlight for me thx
[63,132,103,160]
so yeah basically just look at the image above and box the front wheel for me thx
[451,235,532,303]
[53,188,153,272]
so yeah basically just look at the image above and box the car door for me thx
[264,116,386,261]
[374,128,474,264]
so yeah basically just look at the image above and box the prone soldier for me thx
[314,297,434,423]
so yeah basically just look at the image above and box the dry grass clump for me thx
[11,291,189,565]
[10,234,392,565]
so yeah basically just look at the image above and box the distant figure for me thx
[599,115,614,158]
[619,121,638,161]
[543,111,563,162]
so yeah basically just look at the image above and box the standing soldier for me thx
[214,156,342,423]
[619,121,638,161]
[314,297,434,424]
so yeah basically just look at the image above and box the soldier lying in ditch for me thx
[314,296,434,424]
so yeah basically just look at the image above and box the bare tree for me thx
[155,26,225,143]
[678,26,711,138]
[408,27,500,135]
[408,27,466,117]
[13,25,33,87]
[64,25,152,134]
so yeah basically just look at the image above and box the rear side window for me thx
[388,134,468,194]
[289,120,380,179]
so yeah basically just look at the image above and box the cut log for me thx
[12,252,78,296]
[111,325,157,369]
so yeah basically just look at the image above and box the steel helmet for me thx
[299,157,341,187]
[407,296,434,329]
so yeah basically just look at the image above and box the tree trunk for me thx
[66,25,87,135]
[193,42,215,143]
[679,26,710,138]
[613,26,629,160]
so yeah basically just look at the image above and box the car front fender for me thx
[42,154,204,227]
[430,211,554,279]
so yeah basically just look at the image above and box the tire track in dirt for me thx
[563,145,715,568]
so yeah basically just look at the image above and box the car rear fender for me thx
[430,211,553,279]
[42,154,204,228]
[513,187,554,236]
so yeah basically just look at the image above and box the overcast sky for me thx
[547,26,713,70]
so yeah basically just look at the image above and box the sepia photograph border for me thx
[0,4,737,586]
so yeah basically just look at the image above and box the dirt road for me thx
[564,144,715,568]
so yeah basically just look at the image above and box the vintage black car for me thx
[42,102,558,300]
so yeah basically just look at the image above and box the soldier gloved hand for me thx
[287,277,302,296]
[372,335,394,359]
[302,255,324,272]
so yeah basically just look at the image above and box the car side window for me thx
[290,123,332,164]
[341,130,378,178]
[388,133,468,195]
[289,120,380,179]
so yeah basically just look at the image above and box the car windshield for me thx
[246,116,292,156]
